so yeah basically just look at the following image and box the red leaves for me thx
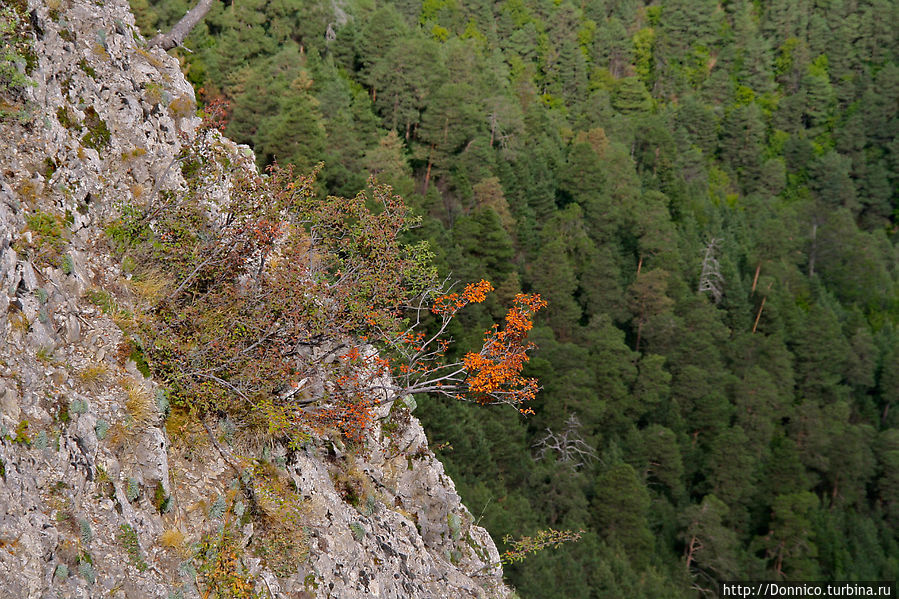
[198,92,230,132]
[316,395,376,443]
[248,218,282,246]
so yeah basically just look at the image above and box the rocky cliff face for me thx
[0,1,510,597]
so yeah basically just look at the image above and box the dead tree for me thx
[148,0,216,50]
[698,238,724,304]
[533,414,597,468]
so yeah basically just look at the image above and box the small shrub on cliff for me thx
[53,563,68,581]
[117,524,149,572]
[82,107,111,150]
[500,529,584,565]
[18,211,68,267]
[77,560,95,585]
[0,3,36,119]
[78,361,109,389]
[349,521,366,542]
[124,380,156,427]
[196,524,259,599]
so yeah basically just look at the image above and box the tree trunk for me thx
[149,0,217,51]
[808,222,818,277]
[752,296,766,333]
[423,145,434,193]
[685,534,701,572]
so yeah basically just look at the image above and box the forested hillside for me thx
[131,0,899,596]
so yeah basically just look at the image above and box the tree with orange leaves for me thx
[115,132,545,445]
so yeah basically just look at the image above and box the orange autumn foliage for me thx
[462,293,547,413]
[431,279,494,315]
[385,281,546,415]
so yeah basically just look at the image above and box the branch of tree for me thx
[148,0,216,51]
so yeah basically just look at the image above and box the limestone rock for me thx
[0,1,512,597]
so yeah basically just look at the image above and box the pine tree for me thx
[592,462,654,567]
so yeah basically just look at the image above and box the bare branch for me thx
[532,414,597,468]
[148,0,217,51]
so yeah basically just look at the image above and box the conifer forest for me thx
[131,0,899,596]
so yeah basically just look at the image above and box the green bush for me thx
[117,524,149,572]
[126,477,140,502]
[349,521,365,541]
[82,107,111,149]
[0,3,36,119]
[61,254,74,275]
[95,419,109,439]
[79,518,92,544]
[19,211,68,266]
[69,398,89,414]
[77,560,95,585]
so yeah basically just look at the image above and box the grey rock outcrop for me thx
[0,1,511,597]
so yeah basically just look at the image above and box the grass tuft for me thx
[36,346,56,363]
[128,267,172,305]
[160,528,186,552]
[124,379,156,428]
[78,361,109,389]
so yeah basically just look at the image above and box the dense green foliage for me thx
[133,0,899,595]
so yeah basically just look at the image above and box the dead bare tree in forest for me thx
[698,238,724,304]
[533,414,597,468]
[148,0,216,50]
